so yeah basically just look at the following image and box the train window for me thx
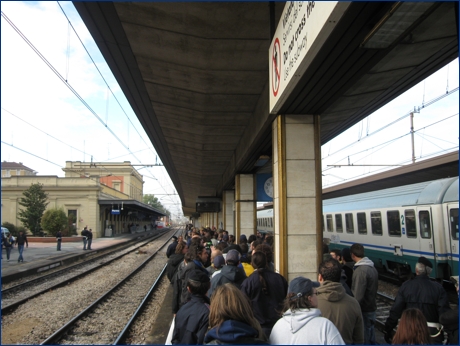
[405,210,417,238]
[357,212,367,234]
[450,208,458,240]
[345,213,354,233]
[322,216,325,233]
[335,214,343,233]
[270,218,273,228]
[387,210,401,236]
[419,211,431,239]
[326,214,333,232]
[371,212,382,235]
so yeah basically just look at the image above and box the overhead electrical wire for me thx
[2,9,180,208]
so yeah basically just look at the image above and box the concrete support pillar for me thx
[272,114,322,281]
[223,190,235,233]
[235,174,256,241]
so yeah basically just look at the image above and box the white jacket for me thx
[269,308,345,345]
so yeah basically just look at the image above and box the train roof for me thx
[323,177,458,212]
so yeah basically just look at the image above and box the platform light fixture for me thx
[360,2,435,49]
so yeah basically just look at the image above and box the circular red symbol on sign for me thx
[272,38,281,97]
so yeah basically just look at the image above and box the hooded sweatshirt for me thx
[269,308,345,345]
[208,265,246,297]
[351,257,378,312]
[317,281,364,344]
[204,320,267,344]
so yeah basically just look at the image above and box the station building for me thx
[1,161,165,238]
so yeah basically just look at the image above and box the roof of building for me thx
[1,161,35,172]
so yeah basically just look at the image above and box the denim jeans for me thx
[362,311,376,344]
[5,247,12,260]
[87,239,92,250]
[57,240,61,251]
[83,238,87,250]
[18,244,24,262]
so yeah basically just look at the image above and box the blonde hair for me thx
[209,283,266,340]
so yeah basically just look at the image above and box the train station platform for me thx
[0,230,162,284]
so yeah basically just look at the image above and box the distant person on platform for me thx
[15,230,28,263]
[144,225,147,232]
[81,226,89,250]
[56,230,62,251]
[167,236,179,258]
[87,229,93,250]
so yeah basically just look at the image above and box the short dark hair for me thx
[330,249,342,259]
[187,278,210,296]
[350,243,365,258]
[254,244,273,263]
[239,243,249,254]
[248,234,257,244]
[318,258,342,282]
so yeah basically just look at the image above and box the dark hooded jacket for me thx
[208,264,246,297]
[240,269,288,335]
[204,320,267,344]
[172,294,210,345]
[167,253,184,282]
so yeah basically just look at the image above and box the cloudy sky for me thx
[1,2,459,211]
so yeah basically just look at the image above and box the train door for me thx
[446,204,459,275]
[416,207,437,269]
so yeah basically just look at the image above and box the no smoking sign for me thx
[272,37,281,97]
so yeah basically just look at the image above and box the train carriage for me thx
[323,177,459,280]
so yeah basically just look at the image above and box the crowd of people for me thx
[165,225,458,345]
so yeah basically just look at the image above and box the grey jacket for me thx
[351,257,378,312]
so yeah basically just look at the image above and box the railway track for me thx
[1,228,184,345]
[1,229,177,313]
[375,292,395,332]
[40,248,168,344]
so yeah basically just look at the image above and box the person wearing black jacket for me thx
[171,269,211,344]
[87,229,93,250]
[384,257,451,344]
[81,226,89,250]
[166,236,179,258]
[167,241,188,282]
[56,230,62,251]
[3,234,14,261]
[15,230,28,263]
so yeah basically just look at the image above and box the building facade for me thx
[1,161,163,238]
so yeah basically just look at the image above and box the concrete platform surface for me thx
[1,230,159,283]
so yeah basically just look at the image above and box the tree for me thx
[143,194,170,216]
[17,183,49,235]
[41,208,67,236]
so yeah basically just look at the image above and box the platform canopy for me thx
[74,2,458,215]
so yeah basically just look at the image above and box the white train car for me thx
[257,208,274,235]
[323,177,459,280]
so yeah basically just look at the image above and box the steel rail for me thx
[2,230,164,294]
[1,229,173,314]
[39,234,172,345]
[113,263,168,345]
